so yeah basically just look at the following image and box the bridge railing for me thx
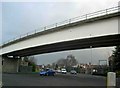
[2,6,120,46]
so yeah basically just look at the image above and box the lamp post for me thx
[90,46,92,65]
[90,34,92,65]
[90,34,93,74]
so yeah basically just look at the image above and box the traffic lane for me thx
[55,73,107,86]
[3,73,84,86]
[2,73,106,86]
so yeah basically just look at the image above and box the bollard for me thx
[107,72,116,88]
[0,81,2,88]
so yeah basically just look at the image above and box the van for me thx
[61,68,67,74]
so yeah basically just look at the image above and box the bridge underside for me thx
[2,34,120,57]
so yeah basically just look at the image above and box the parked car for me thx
[61,68,67,74]
[70,70,77,74]
[39,69,55,76]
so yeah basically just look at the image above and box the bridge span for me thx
[2,34,120,57]
[1,6,120,73]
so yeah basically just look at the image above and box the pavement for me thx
[2,73,120,87]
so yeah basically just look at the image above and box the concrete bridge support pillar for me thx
[2,56,20,73]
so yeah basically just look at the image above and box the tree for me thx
[24,56,29,62]
[56,54,78,67]
[29,56,36,64]
[112,46,120,72]
[28,56,36,72]
[66,54,78,66]
[56,58,66,67]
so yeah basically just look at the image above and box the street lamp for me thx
[90,46,92,65]
[90,34,92,65]
[90,34,93,74]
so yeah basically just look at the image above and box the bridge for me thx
[1,6,120,73]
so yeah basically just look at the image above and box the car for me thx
[61,68,67,74]
[70,70,77,74]
[56,69,61,73]
[39,69,55,76]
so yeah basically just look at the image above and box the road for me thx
[2,73,120,87]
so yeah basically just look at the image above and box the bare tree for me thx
[66,54,78,66]
[56,54,78,67]
[29,56,36,64]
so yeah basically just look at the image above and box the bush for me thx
[116,71,120,77]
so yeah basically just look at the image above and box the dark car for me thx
[70,70,77,74]
[39,69,55,76]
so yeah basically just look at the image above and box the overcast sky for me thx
[1,0,119,65]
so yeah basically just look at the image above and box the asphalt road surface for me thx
[2,73,120,87]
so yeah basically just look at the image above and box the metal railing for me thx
[2,6,120,46]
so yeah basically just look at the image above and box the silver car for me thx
[70,70,77,74]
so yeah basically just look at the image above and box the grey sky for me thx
[34,47,115,65]
[1,0,119,65]
[2,0,119,43]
